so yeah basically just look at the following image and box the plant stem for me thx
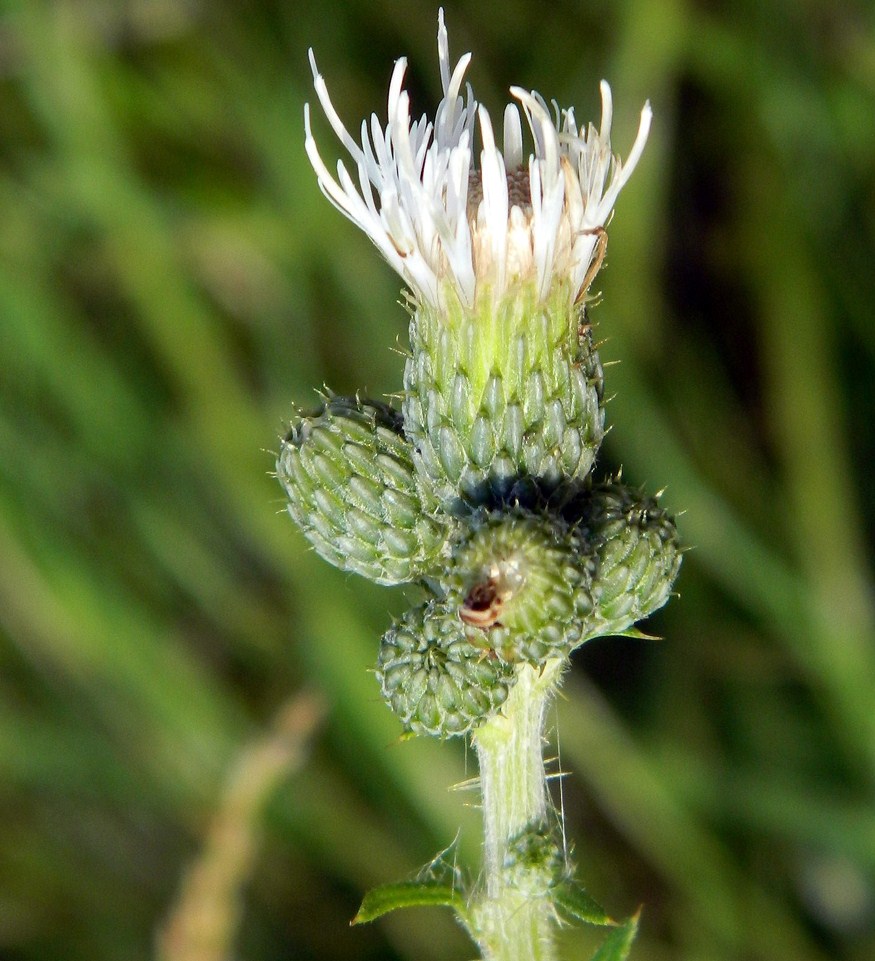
[472,659,564,961]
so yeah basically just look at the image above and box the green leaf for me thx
[612,628,662,641]
[589,911,640,961]
[583,627,662,644]
[352,880,467,925]
[553,880,614,926]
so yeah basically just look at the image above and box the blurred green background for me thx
[1,0,874,959]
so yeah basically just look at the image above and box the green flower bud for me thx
[377,599,515,738]
[445,511,595,665]
[277,395,449,585]
[570,480,682,641]
[403,292,604,513]
[503,821,565,899]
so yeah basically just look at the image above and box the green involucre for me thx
[276,395,449,585]
[445,510,595,665]
[377,599,515,738]
[567,481,682,641]
[403,291,604,512]
[502,821,566,899]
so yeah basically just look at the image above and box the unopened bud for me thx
[277,396,449,585]
[377,599,516,738]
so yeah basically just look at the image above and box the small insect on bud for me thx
[459,576,505,628]
[448,511,596,665]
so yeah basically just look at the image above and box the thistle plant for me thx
[277,11,681,961]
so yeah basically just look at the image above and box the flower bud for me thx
[503,821,565,899]
[445,510,595,665]
[569,481,681,640]
[377,600,515,738]
[276,395,448,585]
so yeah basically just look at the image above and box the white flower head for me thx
[304,9,651,313]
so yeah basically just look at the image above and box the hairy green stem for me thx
[472,659,564,961]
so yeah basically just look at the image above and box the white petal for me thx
[477,105,509,295]
[503,104,524,169]
[309,51,369,173]
[437,7,451,92]
[599,80,614,142]
[590,101,651,228]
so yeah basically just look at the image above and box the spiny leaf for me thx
[589,910,640,961]
[352,880,467,925]
[553,880,614,926]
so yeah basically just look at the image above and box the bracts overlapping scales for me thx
[276,396,449,585]
[445,511,596,665]
[403,296,605,513]
[568,481,681,642]
[377,600,515,738]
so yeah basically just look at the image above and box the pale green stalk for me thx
[472,660,564,961]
